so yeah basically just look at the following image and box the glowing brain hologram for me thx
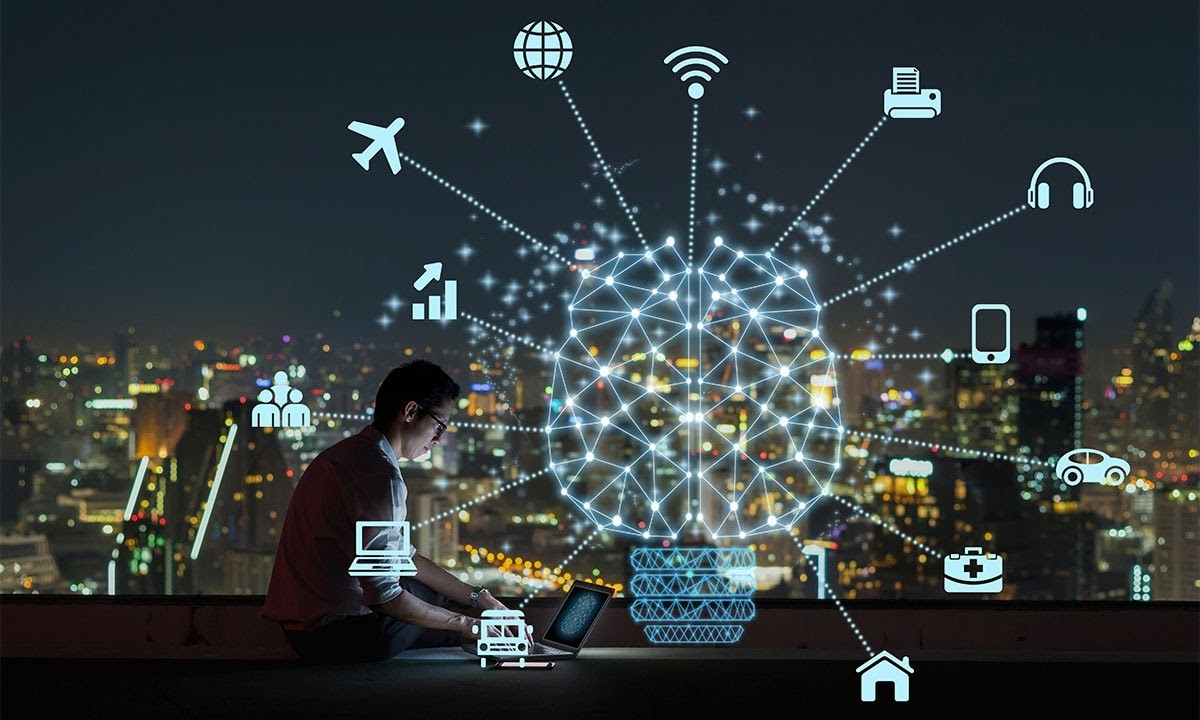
[547,237,844,540]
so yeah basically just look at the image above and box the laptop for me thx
[465,580,615,660]
[348,520,418,577]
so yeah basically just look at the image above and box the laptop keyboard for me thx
[531,643,571,655]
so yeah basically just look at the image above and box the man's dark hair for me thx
[371,359,460,429]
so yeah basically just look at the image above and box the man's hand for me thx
[451,615,477,646]
[474,594,535,646]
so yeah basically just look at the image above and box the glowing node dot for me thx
[666,237,675,246]
[565,397,573,407]
[718,274,726,282]
[712,291,721,301]
[749,308,758,318]
[779,416,789,427]
[799,501,807,510]
[643,531,650,539]
[569,328,578,338]
[631,308,640,318]
[662,273,670,282]
[685,322,693,330]
[729,501,738,510]
[605,276,614,286]
[780,365,790,377]
[737,251,744,258]
[651,501,660,512]
[714,237,723,246]
[560,487,568,495]
[800,269,808,279]
[599,365,610,377]
[600,416,609,426]
[669,291,678,301]
[795,451,804,462]
[775,276,784,286]
[612,516,622,527]
[767,516,777,526]
[583,501,591,510]
[585,452,594,462]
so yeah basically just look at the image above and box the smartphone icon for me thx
[971,304,1011,364]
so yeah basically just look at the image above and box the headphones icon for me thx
[1027,156,1094,209]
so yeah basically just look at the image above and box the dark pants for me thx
[283,579,461,662]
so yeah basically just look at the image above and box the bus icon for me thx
[471,609,533,667]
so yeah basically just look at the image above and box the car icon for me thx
[1055,449,1131,486]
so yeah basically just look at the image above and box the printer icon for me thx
[883,66,942,119]
[943,547,1003,593]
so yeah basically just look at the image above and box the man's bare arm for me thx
[369,587,473,639]
[411,552,478,606]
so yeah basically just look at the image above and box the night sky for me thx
[2,1,1197,363]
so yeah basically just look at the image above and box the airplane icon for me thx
[347,117,405,174]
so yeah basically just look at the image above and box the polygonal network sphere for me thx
[546,237,843,540]
[513,20,573,81]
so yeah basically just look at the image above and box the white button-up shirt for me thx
[263,425,416,630]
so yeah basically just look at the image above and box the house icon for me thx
[856,650,914,702]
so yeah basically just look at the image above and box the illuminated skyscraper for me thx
[1016,312,1085,497]
[1154,489,1200,601]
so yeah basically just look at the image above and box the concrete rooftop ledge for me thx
[1,596,1196,661]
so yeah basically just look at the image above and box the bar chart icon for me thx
[411,262,458,321]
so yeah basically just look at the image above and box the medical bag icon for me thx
[943,547,1003,593]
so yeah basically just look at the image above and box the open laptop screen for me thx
[541,581,614,650]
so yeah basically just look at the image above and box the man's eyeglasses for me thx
[420,406,449,439]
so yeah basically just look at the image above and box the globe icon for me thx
[513,20,573,80]
[546,237,843,540]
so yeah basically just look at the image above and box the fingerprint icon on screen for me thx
[557,592,602,639]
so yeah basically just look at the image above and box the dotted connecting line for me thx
[824,580,873,657]
[844,426,1052,467]
[412,467,550,530]
[834,351,956,362]
[470,347,540,446]
[688,102,699,263]
[770,115,890,253]
[314,412,370,422]
[823,205,1028,308]
[829,494,943,559]
[462,311,554,355]
[517,528,601,610]
[455,420,542,433]
[786,533,873,656]
[393,150,567,265]
[559,81,648,250]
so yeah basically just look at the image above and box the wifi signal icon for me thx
[663,45,730,99]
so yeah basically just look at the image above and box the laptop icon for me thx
[465,580,615,662]
[348,520,418,577]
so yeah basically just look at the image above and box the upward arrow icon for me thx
[413,262,443,291]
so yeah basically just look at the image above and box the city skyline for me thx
[3,286,1196,600]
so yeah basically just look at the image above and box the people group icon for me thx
[251,371,312,428]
